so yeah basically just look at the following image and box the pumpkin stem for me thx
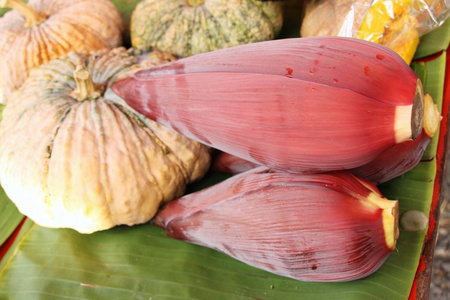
[71,66,101,101]
[187,0,205,7]
[0,0,46,28]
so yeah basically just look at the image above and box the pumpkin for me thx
[0,0,125,104]
[0,47,211,234]
[130,0,284,57]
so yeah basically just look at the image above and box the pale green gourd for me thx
[0,48,211,234]
[131,0,284,57]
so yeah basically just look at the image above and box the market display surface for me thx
[0,0,449,299]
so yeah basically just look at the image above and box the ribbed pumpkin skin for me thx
[0,48,211,234]
[130,0,283,57]
[0,0,125,104]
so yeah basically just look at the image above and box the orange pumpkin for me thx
[0,0,125,104]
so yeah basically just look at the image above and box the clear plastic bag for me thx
[301,0,450,63]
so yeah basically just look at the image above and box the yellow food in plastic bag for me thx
[355,0,418,63]
[301,0,449,64]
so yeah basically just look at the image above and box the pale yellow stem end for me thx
[0,0,46,27]
[71,66,101,101]
[394,78,425,143]
[394,104,414,143]
[187,0,205,7]
[365,192,399,250]
[382,200,399,250]
[357,178,399,250]
[423,93,441,138]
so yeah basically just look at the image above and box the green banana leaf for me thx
[0,5,448,299]
[414,18,450,59]
[0,8,8,17]
[0,188,23,247]
[0,106,25,247]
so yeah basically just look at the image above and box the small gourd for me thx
[0,47,211,234]
[0,0,125,104]
[130,0,284,57]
